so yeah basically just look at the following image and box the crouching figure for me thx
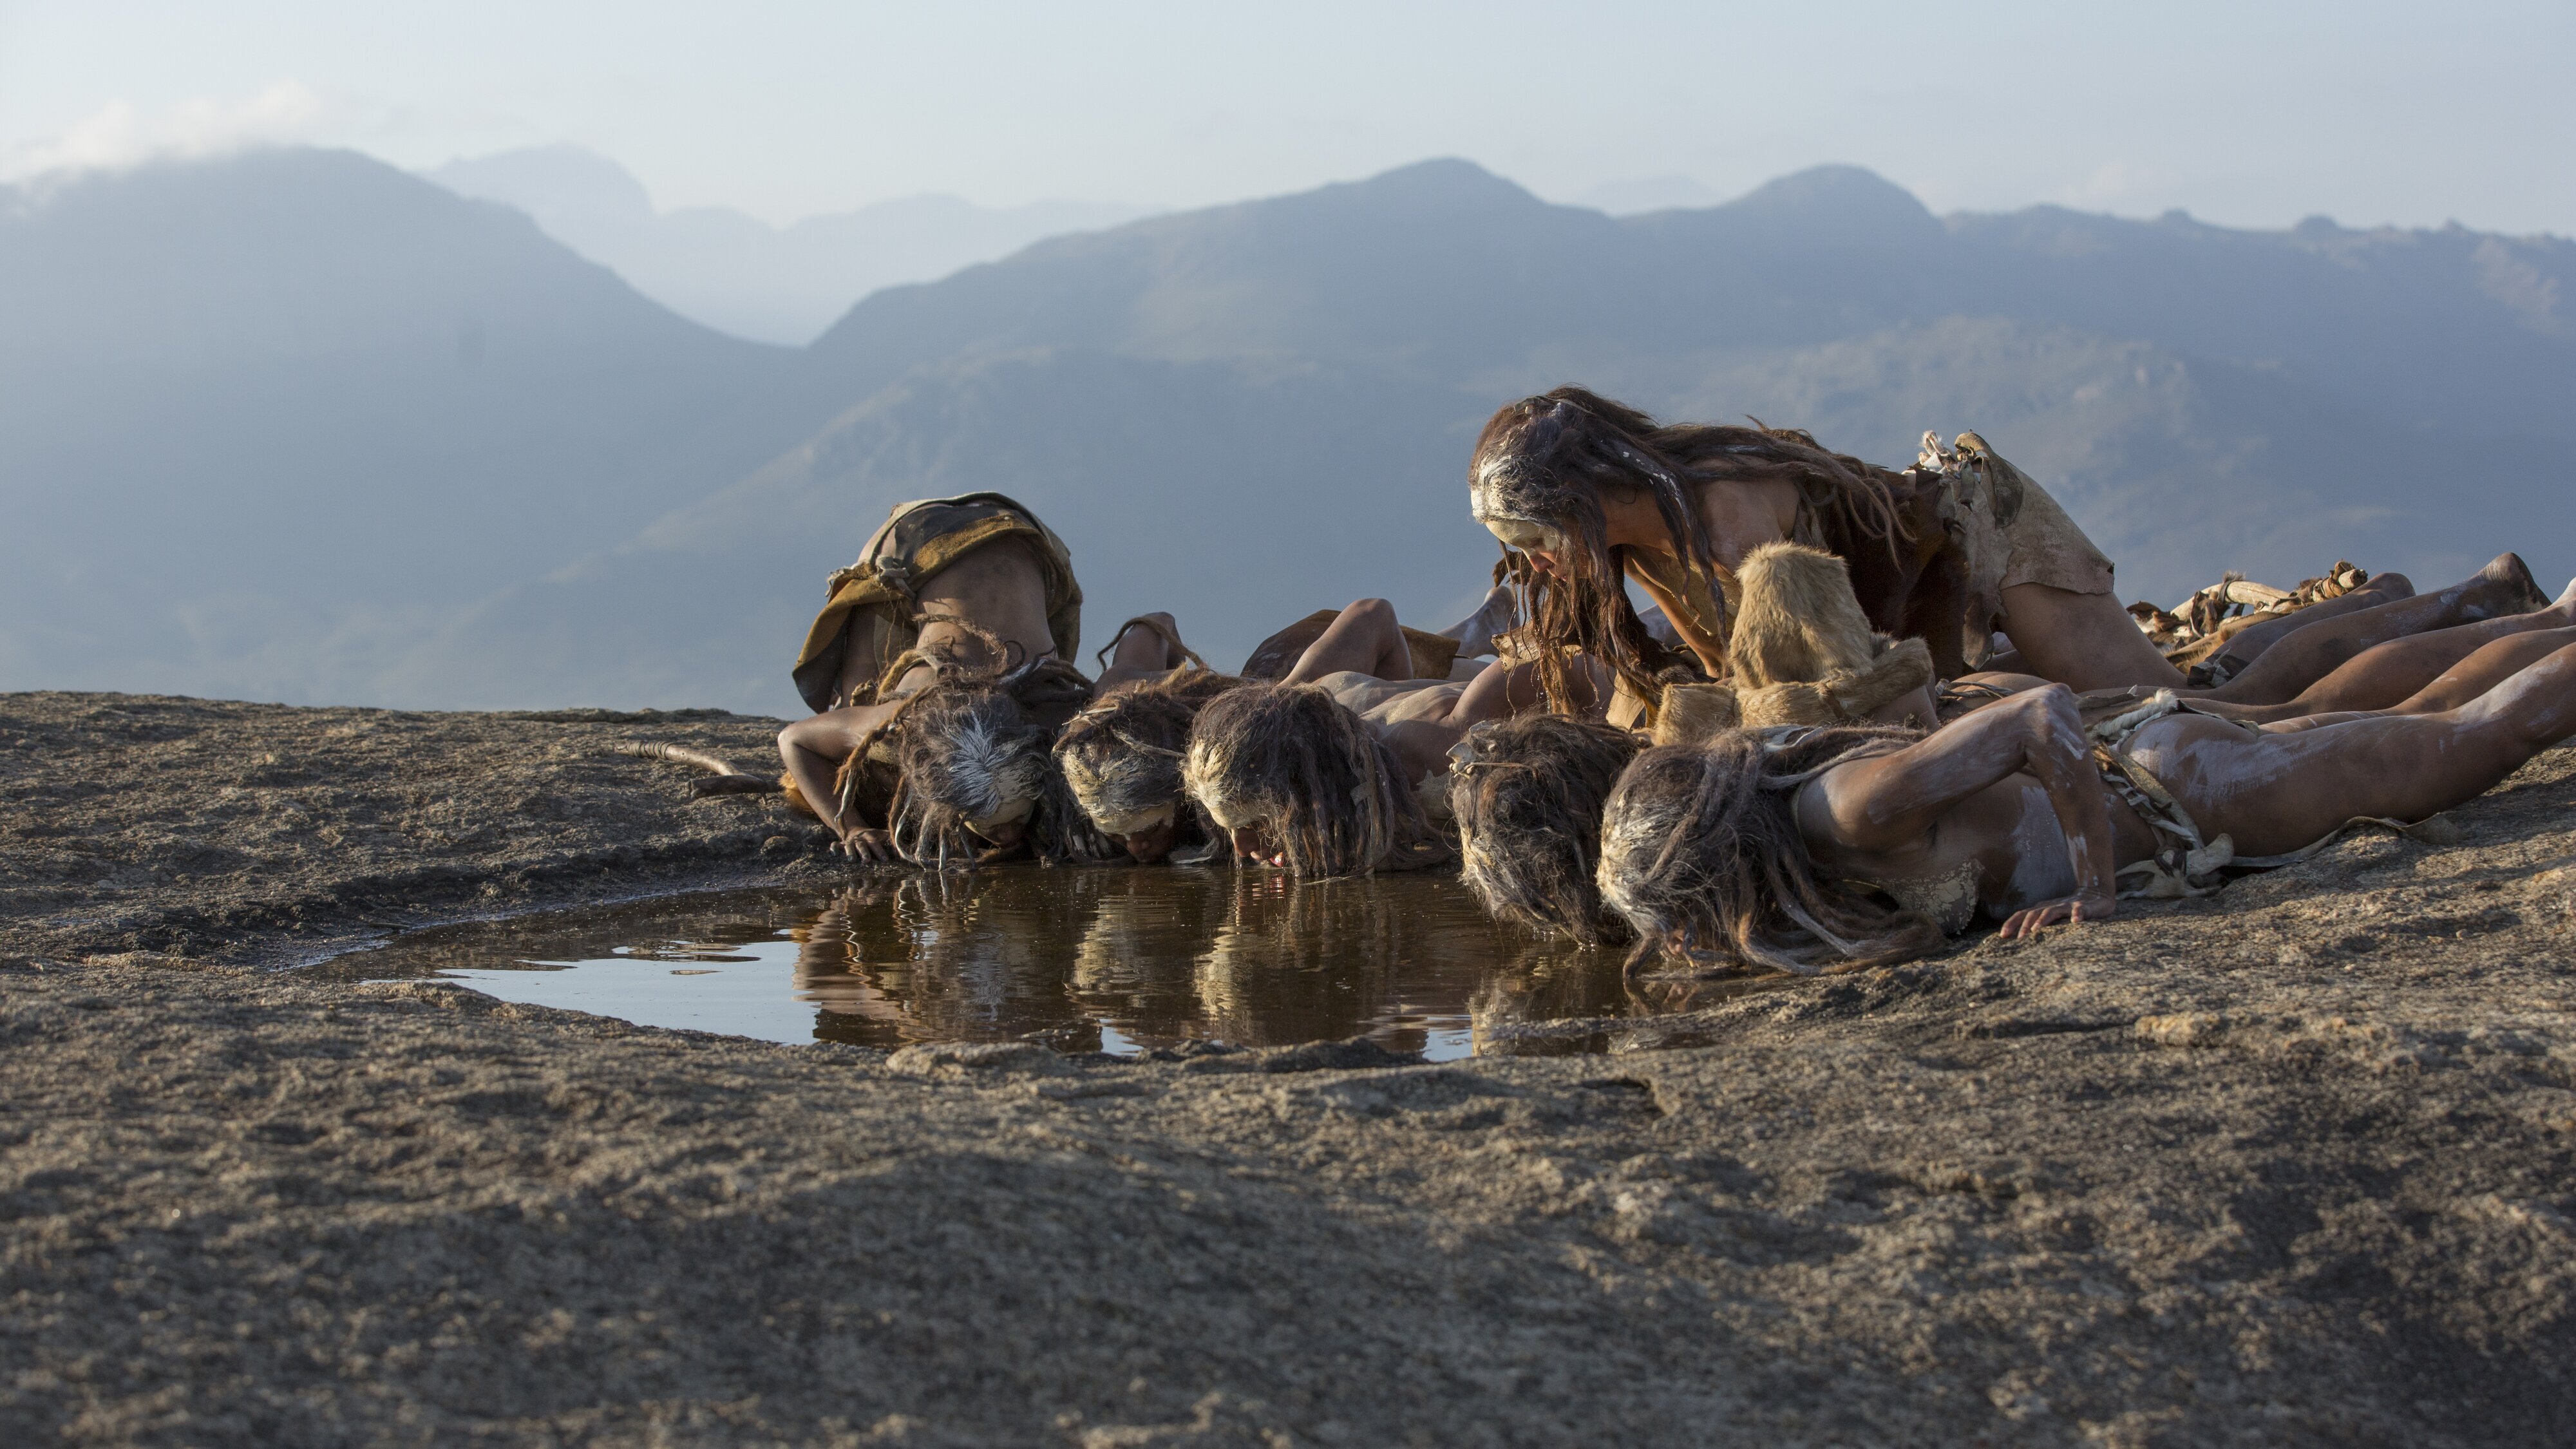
[777,491,1095,864]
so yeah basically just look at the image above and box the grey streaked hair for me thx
[872,654,1109,868]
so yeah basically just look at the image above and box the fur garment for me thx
[1651,542,1936,743]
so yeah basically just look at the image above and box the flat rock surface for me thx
[4,691,2574,1446]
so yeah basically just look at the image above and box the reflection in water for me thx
[331,868,1797,1058]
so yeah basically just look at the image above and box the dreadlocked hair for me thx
[1471,386,1912,712]
[1597,727,1946,976]
[1181,682,1447,878]
[857,639,1110,869]
[1448,715,1642,945]
[1054,670,1245,843]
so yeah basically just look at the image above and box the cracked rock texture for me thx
[3,692,2574,1446]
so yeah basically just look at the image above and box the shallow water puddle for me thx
[321,868,1784,1057]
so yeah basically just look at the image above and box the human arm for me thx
[1804,685,2117,934]
[776,708,899,862]
[1622,560,1731,677]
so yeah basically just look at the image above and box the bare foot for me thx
[2550,574,2576,622]
[2476,553,2550,617]
[1439,585,1521,658]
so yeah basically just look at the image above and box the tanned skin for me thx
[1506,479,2542,698]
[1224,596,1605,867]
[775,538,1057,861]
[1794,639,2576,941]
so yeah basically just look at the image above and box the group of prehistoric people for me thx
[755,387,2576,976]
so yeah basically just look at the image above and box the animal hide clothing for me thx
[792,493,1084,714]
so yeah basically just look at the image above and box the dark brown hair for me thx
[1448,714,1643,944]
[1181,683,1444,878]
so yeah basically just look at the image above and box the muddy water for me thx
[326,867,1788,1058]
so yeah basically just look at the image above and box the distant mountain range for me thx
[426,146,1154,345]
[2,147,2567,715]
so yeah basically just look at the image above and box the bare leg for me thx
[1282,598,1412,685]
[1436,653,1608,726]
[2197,570,2414,676]
[1437,584,1520,659]
[1095,612,1191,690]
[2257,627,2576,735]
[2136,639,2576,857]
[2201,554,2547,706]
[2393,624,2576,713]
[1998,583,2188,692]
[2193,585,2576,723]
[1376,655,1612,782]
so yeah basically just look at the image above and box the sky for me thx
[3,0,2571,234]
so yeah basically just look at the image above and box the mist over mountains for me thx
[3,147,2567,716]
[426,146,1153,345]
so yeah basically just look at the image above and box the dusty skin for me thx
[5,691,2575,1446]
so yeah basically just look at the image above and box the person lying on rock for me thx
[1448,540,1996,944]
[1447,714,1643,945]
[1453,540,2575,954]
[1182,596,1604,875]
[1054,589,1526,866]
[1593,629,2576,978]
[777,491,1089,862]
[1466,387,2548,719]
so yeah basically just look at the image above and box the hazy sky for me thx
[5,0,2570,233]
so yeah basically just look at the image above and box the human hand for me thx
[1998,893,2115,940]
[836,826,896,864]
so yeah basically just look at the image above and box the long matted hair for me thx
[1181,683,1443,878]
[1448,714,1642,945]
[1597,727,1944,975]
[1470,386,1911,710]
[858,654,1108,868]
[1054,670,1244,844]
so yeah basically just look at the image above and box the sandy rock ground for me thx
[4,691,2574,1446]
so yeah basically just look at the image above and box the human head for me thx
[1468,386,1905,707]
[1181,682,1432,877]
[1448,714,1642,944]
[886,673,1104,867]
[1595,729,1945,974]
[1054,670,1243,864]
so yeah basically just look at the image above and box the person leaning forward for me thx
[777,492,1084,860]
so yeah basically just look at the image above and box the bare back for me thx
[837,536,1058,702]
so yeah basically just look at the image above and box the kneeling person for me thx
[777,492,1087,862]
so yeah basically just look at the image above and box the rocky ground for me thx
[3,690,2573,1446]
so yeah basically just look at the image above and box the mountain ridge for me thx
[3,147,2566,712]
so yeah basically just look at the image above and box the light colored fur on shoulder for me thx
[1652,683,1741,746]
[1658,540,1939,733]
[1728,542,1880,687]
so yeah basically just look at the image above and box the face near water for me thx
[324,870,1788,1059]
